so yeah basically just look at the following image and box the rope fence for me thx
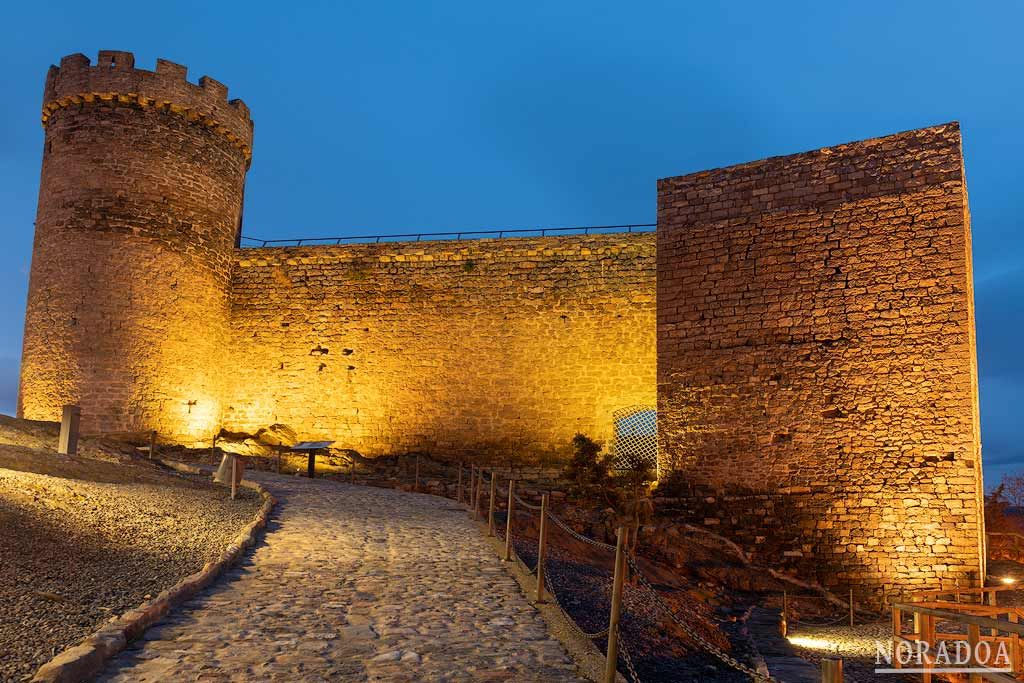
[781,589,864,632]
[446,463,785,683]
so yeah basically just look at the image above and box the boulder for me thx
[216,430,273,457]
[255,424,298,448]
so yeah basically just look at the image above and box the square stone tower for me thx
[656,123,983,601]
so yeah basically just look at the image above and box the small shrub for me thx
[563,433,617,507]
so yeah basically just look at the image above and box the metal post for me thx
[230,455,237,500]
[488,472,497,537]
[457,463,463,503]
[57,405,81,456]
[148,430,156,460]
[604,526,627,683]
[849,588,854,627]
[505,479,515,562]
[415,454,420,492]
[536,493,549,603]
[821,656,843,683]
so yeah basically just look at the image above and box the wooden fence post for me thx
[891,605,902,670]
[505,479,515,562]
[922,613,934,683]
[849,588,855,627]
[821,656,843,683]
[457,462,463,504]
[604,525,627,683]
[990,590,1000,638]
[148,430,156,460]
[351,459,356,484]
[782,590,788,637]
[536,493,549,603]
[1010,612,1021,674]
[472,469,479,518]
[230,455,238,501]
[488,472,497,537]
[415,454,420,492]
[57,405,81,456]
[968,622,982,683]
[475,469,485,520]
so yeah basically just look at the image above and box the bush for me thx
[563,433,617,506]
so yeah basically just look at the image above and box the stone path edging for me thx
[30,463,275,683]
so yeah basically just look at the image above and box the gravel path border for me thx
[29,463,275,683]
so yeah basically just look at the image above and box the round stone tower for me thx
[18,51,253,442]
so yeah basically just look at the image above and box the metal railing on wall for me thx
[239,223,656,248]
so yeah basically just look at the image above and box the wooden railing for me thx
[892,601,1023,682]
[912,585,1016,607]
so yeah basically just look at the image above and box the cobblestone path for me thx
[98,473,584,682]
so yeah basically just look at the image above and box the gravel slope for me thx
[0,419,261,682]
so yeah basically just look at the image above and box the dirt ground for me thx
[0,416,260,682]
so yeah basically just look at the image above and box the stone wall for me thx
[656,123,984,601]
[223,234,656,460]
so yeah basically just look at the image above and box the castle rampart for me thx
[42,51,252,163]
[225,234,657,459]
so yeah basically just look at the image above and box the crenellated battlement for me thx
[42,50,253,164]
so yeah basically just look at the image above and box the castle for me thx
[19,51,984,600]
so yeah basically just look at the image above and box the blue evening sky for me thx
[0,2,1019,486]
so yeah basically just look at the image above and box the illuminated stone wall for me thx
[18,51,984,598]
[18,51,252,441]
[223,234,657,460]
[656,123,984,600]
